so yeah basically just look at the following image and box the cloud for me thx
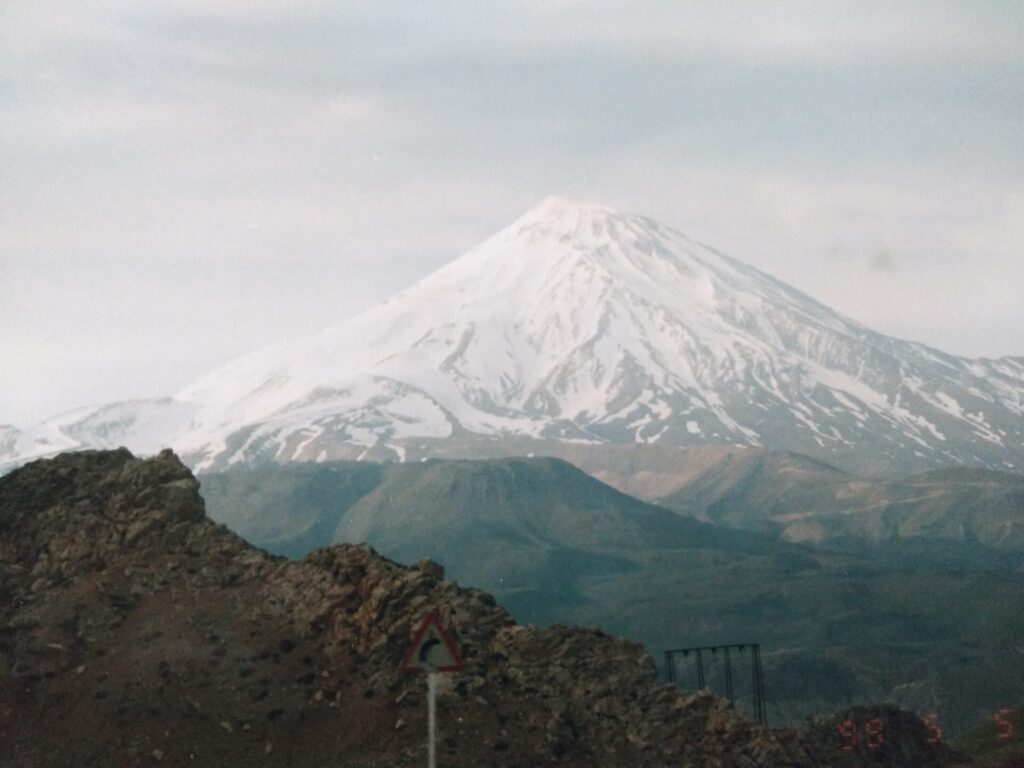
[870,249,898,274]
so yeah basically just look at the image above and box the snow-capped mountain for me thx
[4,196,1023,475]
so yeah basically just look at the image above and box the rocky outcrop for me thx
[0,449,967,767]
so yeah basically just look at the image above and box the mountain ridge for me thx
[198,454,1024,735]
[3,197,1022,476]
[0,448,969,766]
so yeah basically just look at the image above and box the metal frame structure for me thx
[664,643,767,725]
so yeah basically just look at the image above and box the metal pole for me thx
[664,651,675,683]
[696,649,705,689]
[751,645,760,723]
[752,644,766,725]
[753,649,759,722]
[724,647,734,703]
[428,672,437,768]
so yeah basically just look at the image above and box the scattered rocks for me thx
[545,706,577,756]
[415,558,445,580]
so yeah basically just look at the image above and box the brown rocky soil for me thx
[0,449,968,767]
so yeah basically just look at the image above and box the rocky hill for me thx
[0,449,966,767]
[199,457,1024,735]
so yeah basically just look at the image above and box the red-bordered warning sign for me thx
[401,613,464,673]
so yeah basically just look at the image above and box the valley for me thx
[200,454,1024,736]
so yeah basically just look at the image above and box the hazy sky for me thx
[3,1,1023,427]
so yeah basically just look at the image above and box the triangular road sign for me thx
[402,613,464,673]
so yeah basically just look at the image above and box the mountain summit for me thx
[4,198,1023,474]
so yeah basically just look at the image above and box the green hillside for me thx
[358,441,1024,555]
[652,449,1024,553]
[200,457,1024,734]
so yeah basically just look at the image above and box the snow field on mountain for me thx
[4,196,1022,475]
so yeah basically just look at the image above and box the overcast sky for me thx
[2,0,1023,427]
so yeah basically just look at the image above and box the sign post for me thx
[402,613,464,768]
[427,671,437,768]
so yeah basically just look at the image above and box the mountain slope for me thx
[650,450,1024,552]
[204,457,779,618]
[1,449,968,767]
[200,458,1024,734]
[4,196,1023,475]
[370,441,1024,556]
